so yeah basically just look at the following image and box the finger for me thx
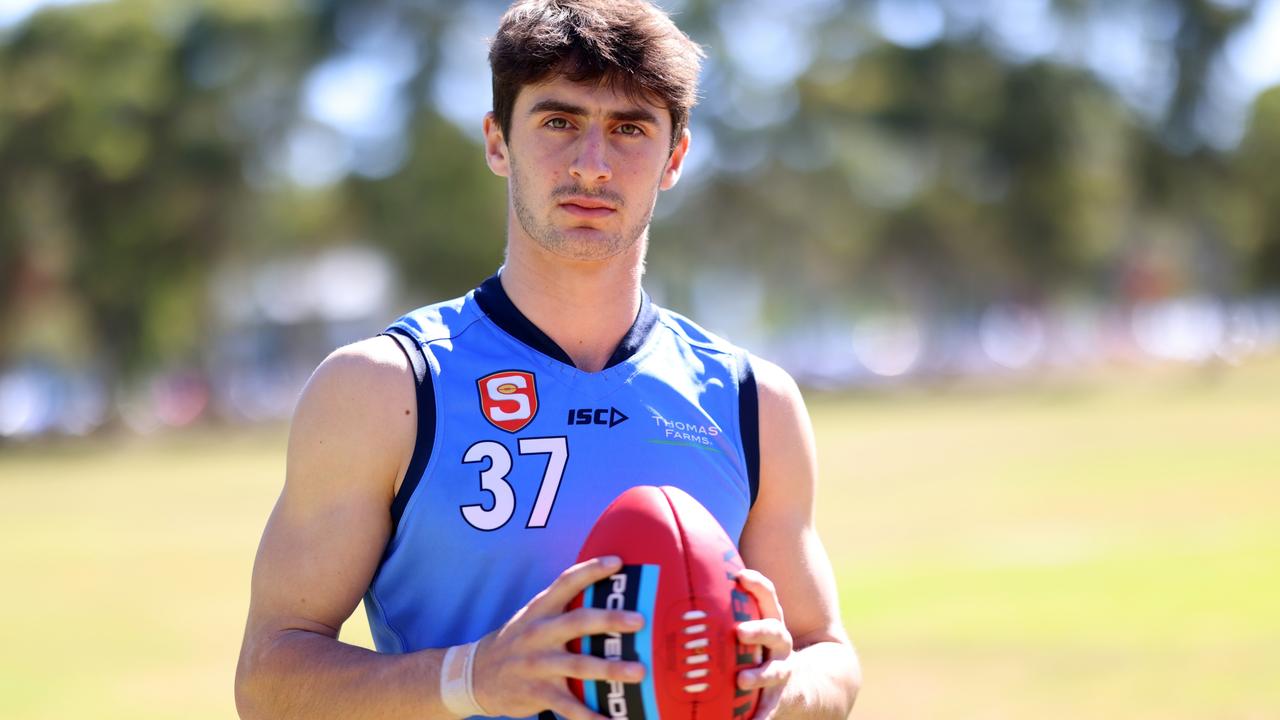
[543,652,646,683]
[546,688,611,720]
[736,618,791,652]
[735,569,785,623]
[538,606,645,646]
[528,556,624,615]
[737,657,793,690]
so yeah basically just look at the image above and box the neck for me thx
[499,239,645,373]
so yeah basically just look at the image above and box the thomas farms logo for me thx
[648,411,721,449]
[477,370,538,432]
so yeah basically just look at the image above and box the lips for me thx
[558,200,616,219]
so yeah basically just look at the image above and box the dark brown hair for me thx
[489,0,704,150]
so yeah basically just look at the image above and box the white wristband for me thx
[441,641,489,718]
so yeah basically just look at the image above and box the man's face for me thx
[484,76,690,262]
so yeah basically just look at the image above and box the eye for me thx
[545,117,571,130]
[616,123,644,136]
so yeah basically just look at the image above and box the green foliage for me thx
[0,0,1276,380]
[348,113,508,301]
[1238,86,1280,289]
[0,2,257,373]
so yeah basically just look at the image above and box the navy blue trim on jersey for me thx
[474,274,575,366]
[473,273,659,370]
[382,328,436,528]
[737,352,760,507]
[604,290,657,369]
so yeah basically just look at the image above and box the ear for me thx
[659,127,691,191]
[483,112,510,178]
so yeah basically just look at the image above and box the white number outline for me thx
[519,436,569,528]
[460,441,516,531]
[459,436,569,531]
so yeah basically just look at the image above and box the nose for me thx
[569,126,612,184]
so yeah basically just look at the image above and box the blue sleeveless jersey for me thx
[363,274,758,714]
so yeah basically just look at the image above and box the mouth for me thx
[558,196,617,219]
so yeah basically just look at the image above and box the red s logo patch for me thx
[477,371,538,433]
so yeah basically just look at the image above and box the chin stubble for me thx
[509,163,660,262]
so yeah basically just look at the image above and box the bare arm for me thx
[234,336,445,719]
[235,337,644,720]
[737,358,861,720]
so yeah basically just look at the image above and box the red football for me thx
[567,485,763,720]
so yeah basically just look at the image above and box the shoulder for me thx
[303,336,414,409]
[654,306,744,358]
[749,355,817,510]
[388,292,479,345]
[652,306,756,389]
[649,305,800,418]
[286,335,417,502]
[750,355,806,420]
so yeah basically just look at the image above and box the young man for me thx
[235,2,860,719]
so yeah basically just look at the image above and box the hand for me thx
[735,568,795,720]
[470,556,647,720]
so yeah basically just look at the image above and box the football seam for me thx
[659,486,703,720]
[657,486,696,607]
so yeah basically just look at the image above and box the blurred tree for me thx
[347,111,508,302]
[1053,0,1263,299]
[1,0,1275,394]
[1237,85,1280,290]
[0,0,315,377]
[654,35,1136,314]
[1157,0,1258,150]
[1047,0,1260,150]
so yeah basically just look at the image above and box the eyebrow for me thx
[528,99,660,126]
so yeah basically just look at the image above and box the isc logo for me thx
[567,407,629,428]
[477,371,538,433]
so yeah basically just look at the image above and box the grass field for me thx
[2,357,1278,719]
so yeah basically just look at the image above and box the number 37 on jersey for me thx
[464,371,567,531]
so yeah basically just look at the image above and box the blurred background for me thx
[1,0,1277,718]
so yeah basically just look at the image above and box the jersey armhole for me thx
[381,328,437,528]
[736,351,760,507]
